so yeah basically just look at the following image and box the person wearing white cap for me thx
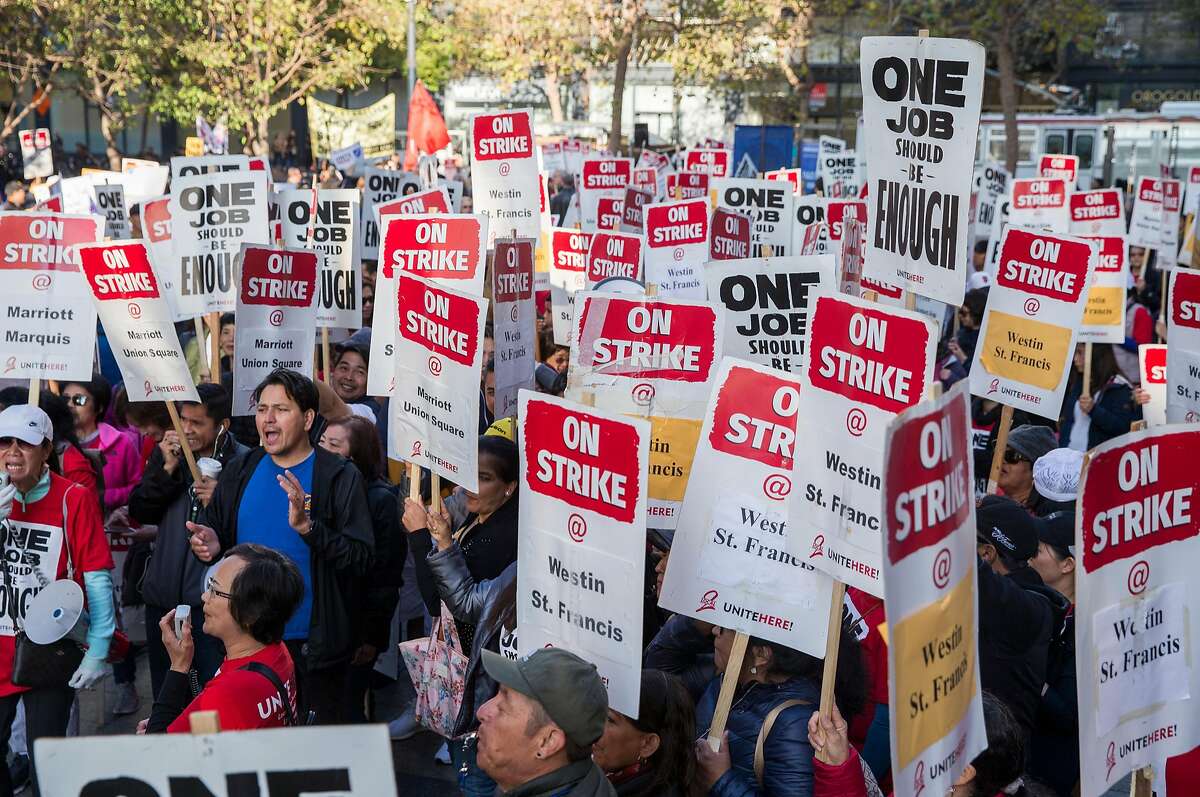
[0,404,116,795]
[1031,447,1084,518]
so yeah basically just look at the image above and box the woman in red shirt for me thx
[144,543,304,732]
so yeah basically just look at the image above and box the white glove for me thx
[68,656,108,690]
[0,476,15,524]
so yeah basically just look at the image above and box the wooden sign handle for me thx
[431,473,442,514]
[1130,766,1152,797]
[321,326,332,385]
[206,313,221,386]
[986,404,1015,495]
[27,378,40,405]
[165,401,203,485]
[408,462,421,502]
[1082,341,1093,400]
[188,709,221,734]
[819,580,846,717]
[705,630,749,751]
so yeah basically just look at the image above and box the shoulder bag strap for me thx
[240,661,297,727]
[754,698,810,786]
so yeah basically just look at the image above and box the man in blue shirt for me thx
[188,369,373,724]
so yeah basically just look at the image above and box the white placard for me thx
[280,188,361,328]
[361,167,421,260]
[710,177,794,256]
[1139,344,1167,427]
[472,109,540,247]
[1167,270,1200,424]
[492,238,536,419]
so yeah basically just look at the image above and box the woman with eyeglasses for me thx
[0,405,116,796]
[60,375,144,513]
[143,543,305,733]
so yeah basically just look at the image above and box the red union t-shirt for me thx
[168,641,297,732]
[0,473,114,696]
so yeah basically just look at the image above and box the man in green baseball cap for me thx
[475,647,616,796]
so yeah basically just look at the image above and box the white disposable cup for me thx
[197,457,223,481]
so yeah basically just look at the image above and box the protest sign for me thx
[1128,177,1165,251]
[361,167,421,259]
[973,162,1009,240]
[586,230,644,288]
[492,238,536,419]
[710,206,753,261]
[169,170,269,314]
[984,197,1011,277]
[566,293,723,527]
[1070,189,1125,237]
[667,171,708,200]
[791,291,937,595]
[765,168,804,193]
[36,725,397,796]
[169,154,250,178]
[550,228,591,345]
[580,157,633,231]
[643,198,709,298]
[120,160,170,207]
[1038,154,1080,186]
[1079,236,1127,343]
[711,177,793,256]
[826,199,869,246]
[280,188,361,328]
[596,196,623,231]
[306,94,396,158]
[232,245,318,414]
[517,392,648,715]
[684,149,731,178]
[138,196,181,319]
[1162,179,1182,262]
[541,141,566,173]
[18,128,52,179]
[705,255,835,374]
[968,228,1095,419]
[858,37,984,307]
[368,213,487,396]
[1167,270,1200,423]
[819,135,845,158]
[882,380,985,797]
[659,358,834,654]
[391,273,488,486]
[376,186,452,218]
[76,241,198,403]
[840,217,865,296]
[1008,177,1070,233]
[636,149,671,197]
[534,173,553,293]
[793,197,833,257]
[818,150,860,198]
[1076,425,1200,795]
[329,142,364,174]
[472,110,539,246]
[619,186,653,233]
[56,175,100,216]
[563,139,588,175]
[1139,344,1167,427]
[0,212,103,380]
[1185,166,1200,217]
[94,183,130,239]
[632,167,658,196]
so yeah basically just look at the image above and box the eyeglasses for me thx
[66,394,90,407]
[205,575,233,600]
[1002,449,1029,465]
[0,437,37,451]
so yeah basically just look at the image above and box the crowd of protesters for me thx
[0,134,1191,797]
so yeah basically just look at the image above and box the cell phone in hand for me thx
[174,605,191,639]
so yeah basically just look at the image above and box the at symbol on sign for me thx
[1127,560,1150,595]
[567,513,587,542]
[932,548,952,589]
[846,408,867,437]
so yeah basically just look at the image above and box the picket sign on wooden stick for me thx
[1159,271,1168,343]
[207,313,221,386]
[431,473,442,514]
[193,317,211,382]
[904,291,917,312]
[1130,419,1148,432]
[1082,342,1093,400]
[1130,766,1152,797]
[164,401,203,485]
[321,326,332,385]
[408,462,420,501]
[818,580,847,717]
[27,379,40,404]
[986,404,1016,494]
[706,631,750,752]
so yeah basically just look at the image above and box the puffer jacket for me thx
[645,615,817,797]
[506,759,617,797]
[425,542,516,737]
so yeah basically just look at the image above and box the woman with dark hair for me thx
[318,416,403,721]
[593,670,696,796]
[144,543,305,733]
[645,616,867,797]
[809,692,1032,797]
[31,390,102,499]
[398,435,520,794]
[1059,343,1139,451]
[218,312,236,376]
[61,374,143,511]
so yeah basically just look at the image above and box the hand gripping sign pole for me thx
[164,402,203,485]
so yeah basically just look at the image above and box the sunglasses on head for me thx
[67,394,90,407]
[1003,449,1029,465]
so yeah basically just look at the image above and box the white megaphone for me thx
[23,579,89,645]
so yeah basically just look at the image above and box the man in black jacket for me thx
[130,384,244,699]
[187,369,373,724]
[976,495,1069,742]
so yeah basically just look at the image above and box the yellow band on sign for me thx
[978,309,1073,391]
[893,573,977,769]
[184,136,204,157]
[646,415,702,502]
[1083,286,1125,327]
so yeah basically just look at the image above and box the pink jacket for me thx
[86,423,144,511]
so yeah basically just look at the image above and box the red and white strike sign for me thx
[586,231,644,288]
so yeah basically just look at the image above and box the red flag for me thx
[405,81,450,170]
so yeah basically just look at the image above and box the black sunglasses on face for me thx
[67,394,90,407]
[1003,449,1029,465]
